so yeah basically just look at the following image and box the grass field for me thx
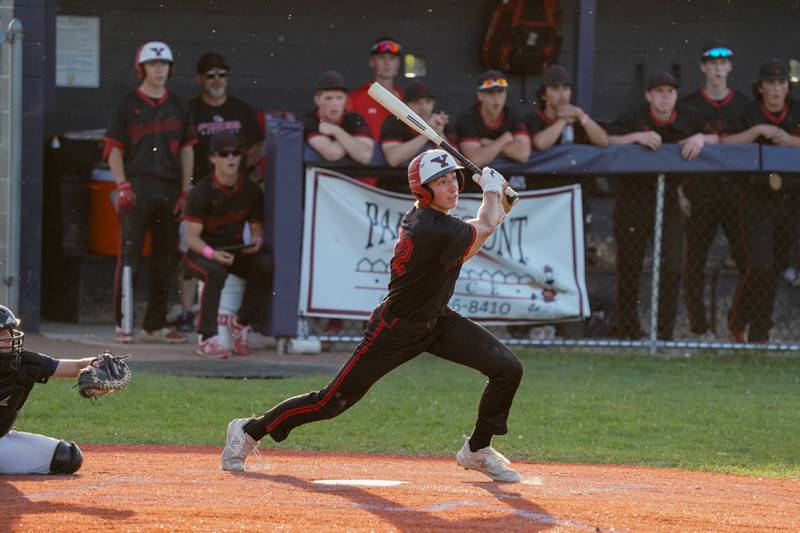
[17,350,800,479]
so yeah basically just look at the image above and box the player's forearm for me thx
[53,358,95,378]
[702,133,719,145]
[309,137,347,161]
[532,121,565,150]
[582,118,609,147]
[460,142,504,168]
[382,136,428,167]
[465,192,504,261]
[607,133,640,145]
[180,146,194,190]
[500,136,531,162]
[108,149,127,184]
[338,135,374,165]
[721,128,760,144]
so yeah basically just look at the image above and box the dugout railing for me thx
[264,118,800,354]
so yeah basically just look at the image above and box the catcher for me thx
[0,305,131,475]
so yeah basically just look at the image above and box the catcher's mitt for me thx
[76,351,131,400]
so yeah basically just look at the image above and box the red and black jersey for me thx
[183,175,264,248]
[525,108,590,144]
[379,116,457,146]
[725,99,800,143]
[348,82,405,140]
[104,88,197,181]
[455,104,528,144]
[383,207,476,322]
[681,88,750,135]
[302,109,371,143]
[0,351,57,437]
[190,95,264,180]
[606,103,711,142]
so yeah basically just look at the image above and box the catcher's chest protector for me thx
[0,364,39,437]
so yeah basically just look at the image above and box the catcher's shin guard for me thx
[49,440,83,474]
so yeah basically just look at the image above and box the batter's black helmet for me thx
[0,305,24,372]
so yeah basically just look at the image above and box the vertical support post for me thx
[574,0,596,114]
[263,118,303,338]
[648,173,666,355]
[4,19,23,311]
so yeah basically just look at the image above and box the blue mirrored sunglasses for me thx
[703,47,733,59]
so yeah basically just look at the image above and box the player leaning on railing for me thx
[221,149,527,483]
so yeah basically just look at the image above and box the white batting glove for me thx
[476,167,505,195]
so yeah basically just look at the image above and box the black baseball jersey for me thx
[725,99,800,142]
[303,110,371,142]
[104,88,198,181]
[525,108,590,144]
[455,105,528,143]
[681,89,750,135]
[379,116,457,146]
[183,175,264,248]
[0,351,57,437]
[190,95,264,180]
[606,103,711,142]
[384,207,476,322]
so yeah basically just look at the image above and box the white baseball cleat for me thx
[456,436,522,483]
[221,417,259,472]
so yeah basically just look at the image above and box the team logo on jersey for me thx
[213,114,224,123]
[0,395,10,407]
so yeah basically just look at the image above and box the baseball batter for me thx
[221,149,524,482]
[0,306,92,475]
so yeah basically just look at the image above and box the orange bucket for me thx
[87,179,152,256]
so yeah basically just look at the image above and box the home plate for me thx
[313,479,408,487]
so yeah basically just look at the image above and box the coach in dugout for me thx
[606,70,717,341]
[722,59,800,344]
[348,37,405,140]
[182,132,273,359]
[380,80,453,167]
[304,70,374,165]
[456,70,531,169]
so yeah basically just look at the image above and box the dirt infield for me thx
[1,445,797,532]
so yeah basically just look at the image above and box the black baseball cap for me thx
[209,132,240,153]
[759,59,788,81]
[701,40,733,62]
[647,70,679,90]
[197,52,228,74]
[316,70,348,92]
[478,69,509,91]
[371,37,401,56]
[404,80,434,102]
[541,64,571,86]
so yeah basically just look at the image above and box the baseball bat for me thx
[367,82,519,208]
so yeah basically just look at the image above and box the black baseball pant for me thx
[729,187,800,342]
[113,175,180,332]
[681,176,747,334]
[613,181,683,340]
[183,251,274,338]
[255,304,523,443]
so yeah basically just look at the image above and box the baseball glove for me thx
[76,351,131,400]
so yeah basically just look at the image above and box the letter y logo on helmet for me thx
[407,149,464,206]
[134,41,174,79]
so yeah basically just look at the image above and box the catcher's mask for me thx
[0,305,24,372]
[407,149,465,206]
[134,41,174,79]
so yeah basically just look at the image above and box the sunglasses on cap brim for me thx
[205,69,229,79]
[371,40,401,55]
[702,47,733,59]
[216,148,241,157]
[478,78,509,91]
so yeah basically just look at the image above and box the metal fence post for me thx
[648,173,666,354]
[1,19,23,310]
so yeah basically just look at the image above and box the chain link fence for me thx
[296,163,800,354]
